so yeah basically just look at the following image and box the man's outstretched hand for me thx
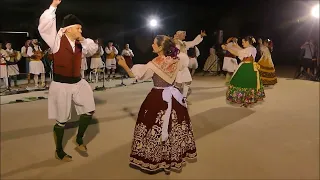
[51,0,61,7]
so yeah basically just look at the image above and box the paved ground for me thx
[0,68,319,179]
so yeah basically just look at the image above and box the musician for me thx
[0,43,10,88]
[27,39,46,88]
[105,40,118,78]
[121,43,134,68]
[38,0,98,162]
[21,39,32,84]
[5,42,21,87]
[90,39,104,74]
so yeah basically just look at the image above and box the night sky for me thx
[1,0,319,66]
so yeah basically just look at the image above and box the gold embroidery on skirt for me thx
[130,109,197,171]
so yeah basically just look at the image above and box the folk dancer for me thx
[27,39,46,88]
[174,30,206,103]
[203,48,219,74]
[90,39,104,75]
[258,39,277,86]
[187,45,200,76]
[38,0,98,161]
[21,39,32,83]
[5,42,21,87]
[105,40,118,78]
[0,43,10,88]
[222,36,265,107]
[255,38,263,62]
[222,37,239,85]
[117,35,197,175]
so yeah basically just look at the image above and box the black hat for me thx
[62,14,82,28]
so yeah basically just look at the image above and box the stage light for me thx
[148,19,158,28]
[311,4,319,18]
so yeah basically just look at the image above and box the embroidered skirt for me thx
[129,88,197,174]
[258,56,277,85]
[226,63,265,105]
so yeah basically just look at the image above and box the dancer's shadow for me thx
[0,158,67,178]
[62,103,100,153]
[93,97,107,105]
[30,107,255,179]
[226,99,264,108]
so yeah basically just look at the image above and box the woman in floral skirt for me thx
[117,35,197,174]
[222,36,266,107]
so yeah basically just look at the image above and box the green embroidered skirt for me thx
[226,63,265,104]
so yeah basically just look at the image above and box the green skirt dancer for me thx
[226,62,265,106]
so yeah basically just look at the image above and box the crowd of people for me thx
[0,37,137,89]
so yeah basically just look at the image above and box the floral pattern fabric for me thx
[129,88,197,173]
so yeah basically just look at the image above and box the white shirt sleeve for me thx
[131,63,154,80]
[114,47,119,55]
[121,50,126,56]
[99,46,104,56]
[38,6,59,50]
[195,46,200,57]
[185,35,203,50]
[81,39,99,57]
[130,49,134,57]
[27,47,34,57]
[21,47,28,57]
[238,47,257,60]
[105,47,112,54]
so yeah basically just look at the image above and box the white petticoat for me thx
[188,57,198,69]
[90,57,104,69]
[176,53,192,83]
[0,65,8,78]
[29,61,45,75]
[222,57,238,72]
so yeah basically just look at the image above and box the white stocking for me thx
[81,70,85,79]
[41,73,45,83]
[182,84,190,98]
[34,74,39,86]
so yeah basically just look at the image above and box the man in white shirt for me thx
[21,39,31,84]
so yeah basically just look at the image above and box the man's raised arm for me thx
[38,0,61,49]
[185,30,206,50]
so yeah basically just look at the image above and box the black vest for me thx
[187,47,197,58]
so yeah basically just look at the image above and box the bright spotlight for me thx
[311,4,319,18]
[149,19,158,28]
